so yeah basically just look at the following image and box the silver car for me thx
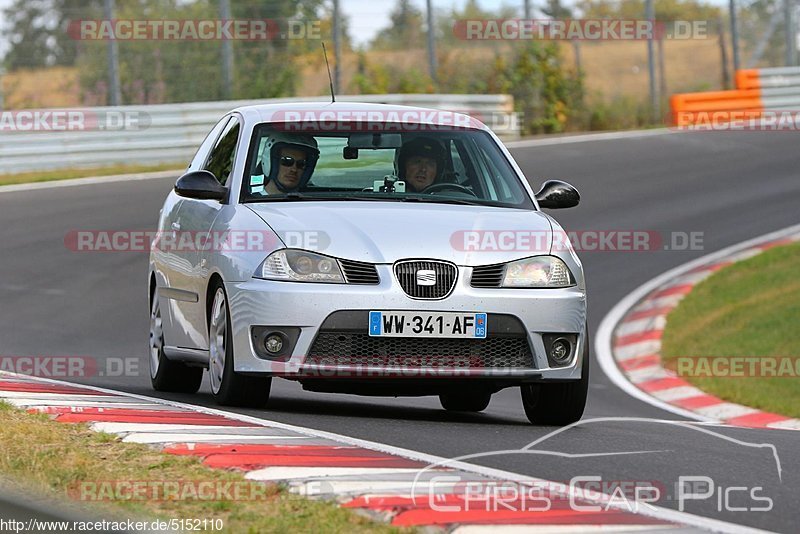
[148,102,588,425]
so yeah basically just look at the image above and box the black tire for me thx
[439,391,491,412]
[208,281,271,408]
[149,288,203,393]
[521,330,590,425]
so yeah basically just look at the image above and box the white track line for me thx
[246,467,424,482]
[123,433,312,444]
[505,129,674,149]
[1,372,771,534]
[596,222,800,423]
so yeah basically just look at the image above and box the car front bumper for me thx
[225,265,587,382]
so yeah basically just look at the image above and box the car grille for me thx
[471,263,506,288]
[394,260,457,299]
[305,333,533,369]
[339,259,379,284]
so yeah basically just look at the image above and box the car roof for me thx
[231,101,491,132]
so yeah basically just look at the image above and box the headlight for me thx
[501,256,575,288]
[255,249,345,283]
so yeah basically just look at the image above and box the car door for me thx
[157,116,231,349]
[168,116,241,351]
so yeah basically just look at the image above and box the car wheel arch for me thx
[149,273,157,308]
[206,273,225,327]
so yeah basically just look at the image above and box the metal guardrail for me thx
[752,68,800,110]
[0,94,517,174]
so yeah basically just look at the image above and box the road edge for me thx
[596,223,800,429]
[0,169,180,195]
[0,372,770,533]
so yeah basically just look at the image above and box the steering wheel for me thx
[421,183,478,196]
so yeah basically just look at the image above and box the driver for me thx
[397,137,446,193]
[251,133,319,195]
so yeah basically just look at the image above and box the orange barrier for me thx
[670,89,763,126]
[671,67,800,127]
[735,69,761,90]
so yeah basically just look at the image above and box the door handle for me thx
[171,221,181,231]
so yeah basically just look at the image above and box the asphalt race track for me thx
[1,129,798,532]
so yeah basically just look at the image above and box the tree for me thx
[436,0,518,46]
[491,41,584,134]
[542,0,572,20]
[1,0,96,69]
[75,0,326,104]
[371,0,425,50]
[576,0,720,21]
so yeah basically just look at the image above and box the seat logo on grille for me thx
[416,269,436,286]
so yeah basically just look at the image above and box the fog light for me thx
[265,334,284,354]
[550,338,571,364]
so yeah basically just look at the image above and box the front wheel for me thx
[208,283,271,408]
[521,332,589,425]
[149,288,203,393]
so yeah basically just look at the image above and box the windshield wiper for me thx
[248,193,371,202]
[401,196,484,206]
[246,193,483,206]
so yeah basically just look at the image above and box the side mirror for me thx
[174,170,227,201]
[534,180,580,209]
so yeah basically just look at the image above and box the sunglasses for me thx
[280,156,307,170]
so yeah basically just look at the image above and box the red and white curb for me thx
[598,224,800,431]
[0,372,760,533]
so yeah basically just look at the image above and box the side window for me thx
[204,118,240,185]
[449,140,467,183]
[476,144,520,203]
[188,117,230,171]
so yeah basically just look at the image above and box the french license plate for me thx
[369,311,487,338]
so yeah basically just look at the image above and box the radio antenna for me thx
[322,42,336,103]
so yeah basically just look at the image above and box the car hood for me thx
[246,201,553,265]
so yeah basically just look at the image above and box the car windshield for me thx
[241,124,535,209]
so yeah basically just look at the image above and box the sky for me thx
[343,0,514,46]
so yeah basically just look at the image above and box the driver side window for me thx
[204,118,240,186]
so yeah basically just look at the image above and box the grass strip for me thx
[661,242,800,418]
[0,401,400,533]
[0,164,183,186]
